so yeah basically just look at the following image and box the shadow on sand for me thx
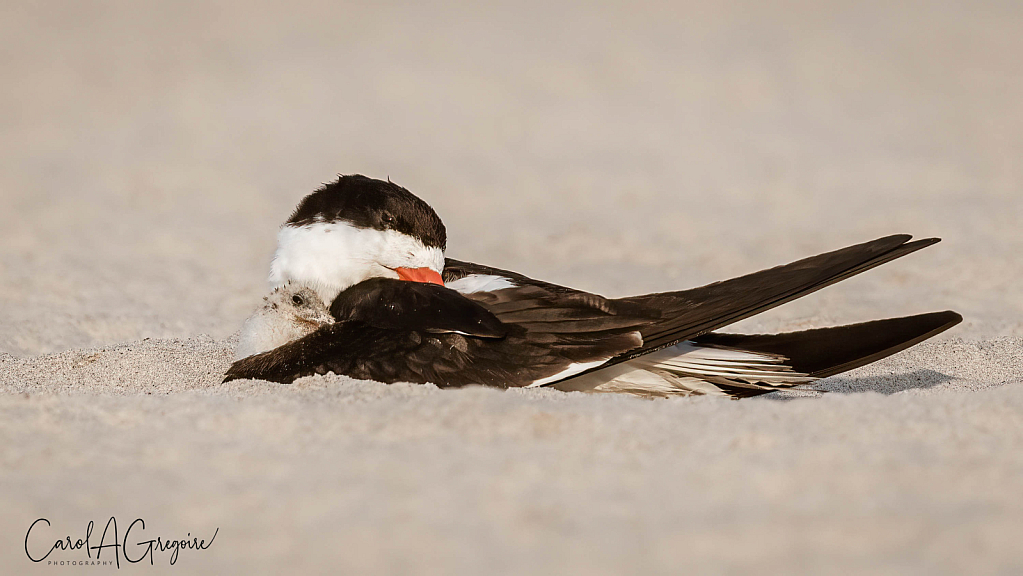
[760,369,956,400]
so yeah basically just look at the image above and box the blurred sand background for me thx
[1,0,1021,573]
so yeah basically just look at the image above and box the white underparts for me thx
[268,221,445,306]
[527,360,610,387]
[447,274,516,294]
[234,308,332,360]
[235,311,303,360]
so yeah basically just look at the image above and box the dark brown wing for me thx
[448,235,943,369]
[223,319,641,387]
[226,277,642,386]
[693,310,963,379]
[444,259,579,294]
[610,235,941,362]
[445,258,658,336]
[329,277,507,338]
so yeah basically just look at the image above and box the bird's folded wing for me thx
[228,277,645,387]
[223,319,642,387]
[329,277,507,338]
[609,234,940,362]
[447,235,942,369]
[692,310,963,379]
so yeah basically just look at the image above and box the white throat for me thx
[267,221,445,305]
[234,309,322,360]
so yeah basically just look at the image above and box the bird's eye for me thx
[381,212,396,225]
[292,294,305,306]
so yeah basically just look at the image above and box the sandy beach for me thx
[2,0,1022,573]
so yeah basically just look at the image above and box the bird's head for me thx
[268,175,447,305]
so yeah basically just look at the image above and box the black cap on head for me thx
[287,175,447,250]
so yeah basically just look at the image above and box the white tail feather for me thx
[553,341,814,397]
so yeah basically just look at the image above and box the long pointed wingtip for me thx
[939,310,964,326]
[912,237,941,247]
[894,237,941,255]
[875,235,940,249]
[904,309,963,332]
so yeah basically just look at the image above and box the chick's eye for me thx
[381,212,395,225]
[292,294,304,306]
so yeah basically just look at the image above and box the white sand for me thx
[2,0,1022,573]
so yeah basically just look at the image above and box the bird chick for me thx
[235,285,334,360]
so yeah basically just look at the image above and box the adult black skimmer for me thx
[225,175,962,397]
